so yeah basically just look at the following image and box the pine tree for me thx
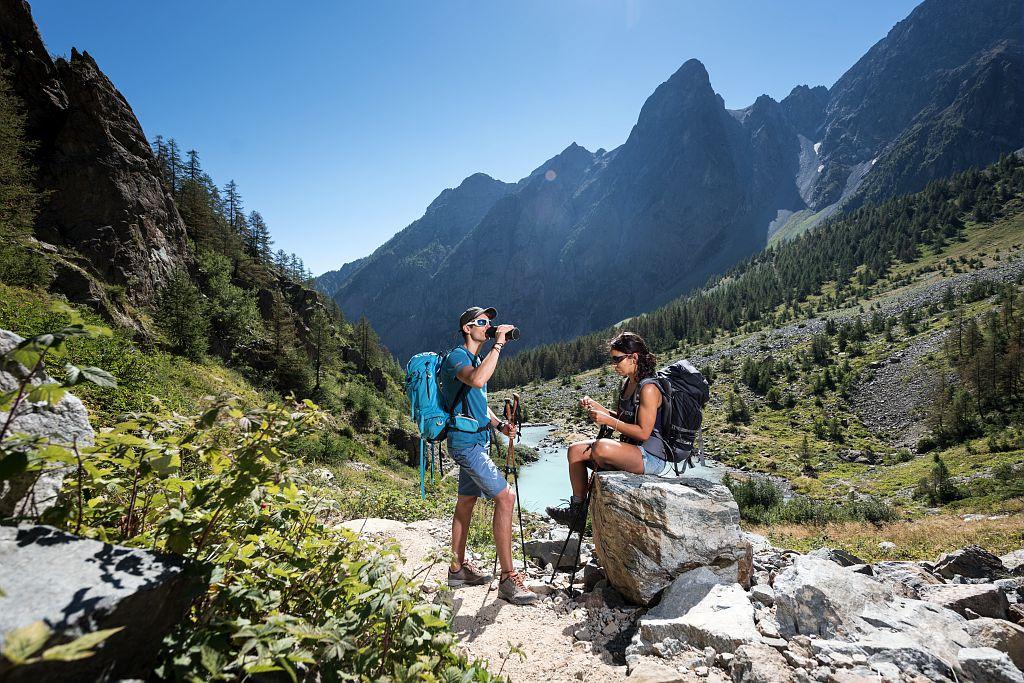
[154,270,210,359]
[166,138,182,193]
[248,210,272,262]
[224,180,245,235]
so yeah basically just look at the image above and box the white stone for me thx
[640,583,762,654]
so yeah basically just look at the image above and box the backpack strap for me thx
[442,347,481,431]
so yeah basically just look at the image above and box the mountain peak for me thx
[667,58,711,87]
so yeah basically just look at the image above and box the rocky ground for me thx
[343,471,1024,683]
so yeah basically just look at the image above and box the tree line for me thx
[148,134,401,397]
[493,153,1024,388]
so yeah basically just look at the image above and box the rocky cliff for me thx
[0,0,191,311]
[326,0,1024,362]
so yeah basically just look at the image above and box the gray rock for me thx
[773,556,973,677]
[0,330,94,518]
[870,561,944,599]
[957,647,1024,683]
[730,643,794,682]
[524,537,579,569]
[0,524,208,682]
[639,583,761,653]
[934,545,1008,580]
[918,582,1010,620]
[591,472,752,605]
[808,547,864,567]
[965,617,1024,670]
[750,584,776,607]
[646,565,737,622]
[582,557,605,591]
[1001,549,1024,574]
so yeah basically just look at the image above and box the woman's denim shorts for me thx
[639,447,669,476]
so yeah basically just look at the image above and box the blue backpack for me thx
[405,350,472,497]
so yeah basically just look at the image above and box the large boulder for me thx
[919,583,1010,620]
[590,472,752,605]
[0,330,93,518]
[933,545,1008,580]
[774,556,975,677]
[0,524,208,682]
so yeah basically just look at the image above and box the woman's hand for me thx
[587,408,612,426]
[581,395,607,413]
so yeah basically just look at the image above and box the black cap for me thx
[459,306,497,330]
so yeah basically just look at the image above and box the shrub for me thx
[0,323,496,681]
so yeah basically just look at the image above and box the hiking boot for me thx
[498,571,539,605]
[447,560,492,587]
[546,497,588,531]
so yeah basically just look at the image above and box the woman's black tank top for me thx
[616,377,667,459]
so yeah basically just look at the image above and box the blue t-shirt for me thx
[440,346,490,448]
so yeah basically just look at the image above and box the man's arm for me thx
[456,325,515,388]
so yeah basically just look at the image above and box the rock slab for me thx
[0,524,208,682]
[0,330,94,518]
[590,472,751,605]
[639,582,761,654]
[956,647,1024,683]
[773,555,975,678]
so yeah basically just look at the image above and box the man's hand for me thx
[499,421,516,437]
[494,324,516,344]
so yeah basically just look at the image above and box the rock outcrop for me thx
[589,472,752,606]
[0,0,192,310]
[0,524,208,683]
[0,330,93,518]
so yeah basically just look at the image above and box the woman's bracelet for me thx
[493,343,504,352]
[613,418,621,432]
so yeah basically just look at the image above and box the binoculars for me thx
[486,325,521,342]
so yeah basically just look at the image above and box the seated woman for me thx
[546,331,669,529]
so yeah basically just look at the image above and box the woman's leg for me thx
[591,438,645,474]
[566,440,596,499]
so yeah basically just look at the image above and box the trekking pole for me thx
[504,395,529,572]
[548,424,613,596]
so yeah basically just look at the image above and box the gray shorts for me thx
[449,440,508,499]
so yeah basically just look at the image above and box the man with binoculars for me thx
[439,306,536,605]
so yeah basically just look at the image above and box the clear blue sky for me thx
[34,0,920,275]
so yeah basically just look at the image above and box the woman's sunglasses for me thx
[610,353,632,365]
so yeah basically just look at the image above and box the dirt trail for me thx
[340,517,680,682]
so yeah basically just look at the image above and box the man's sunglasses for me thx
[610,353,632,365]
[470,318,492,327]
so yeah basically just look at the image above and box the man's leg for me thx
[451,494,477,571]
[492,486,516,577]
